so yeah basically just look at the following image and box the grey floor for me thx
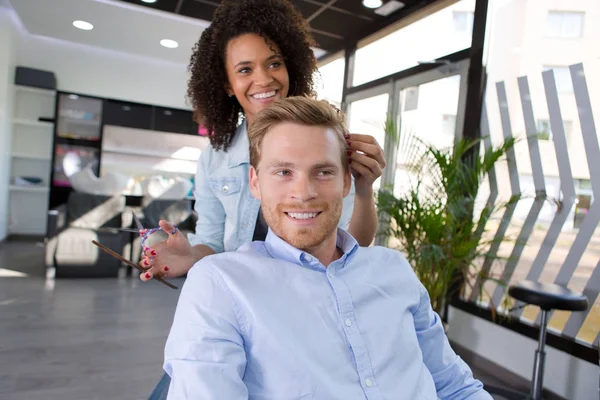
[0,238,512,400]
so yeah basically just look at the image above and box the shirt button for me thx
[222,184,229,193]
[365,378,373,387]
[303,254,312,262]
[345,318,352,327]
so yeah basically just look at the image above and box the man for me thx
[164,97,492,399]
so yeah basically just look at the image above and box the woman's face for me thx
[224,33,290,124]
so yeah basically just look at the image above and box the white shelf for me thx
[13,119,54,128]
[10,185,50,193]
[11,153,51,161]
[15,85,56,97]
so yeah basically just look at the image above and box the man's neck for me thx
[303,234,342,267]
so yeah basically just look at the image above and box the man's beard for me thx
[262,200,342,251]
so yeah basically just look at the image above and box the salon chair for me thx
[485,280,588,400]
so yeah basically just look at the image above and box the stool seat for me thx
[508,280,588,311]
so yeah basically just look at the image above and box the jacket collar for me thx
[226,119,249,168]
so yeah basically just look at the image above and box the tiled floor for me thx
[0,238,514,400]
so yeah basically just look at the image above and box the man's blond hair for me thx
[248,96,349,171]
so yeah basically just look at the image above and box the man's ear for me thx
[249,166,261,200]
[343,168,351,197]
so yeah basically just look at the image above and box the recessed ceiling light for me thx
[363,0,383,9]
[73,20,93,30]
[160,39,179,49]
[141,0,157,3]
[375,1,405,16]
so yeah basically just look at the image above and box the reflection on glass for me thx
[347,94,389,191]
[394,74,461,198]
[57,94,102,141]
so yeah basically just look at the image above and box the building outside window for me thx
[546,11,585,39]
[542,65,574,93]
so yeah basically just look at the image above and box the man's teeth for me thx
[288,212,318,220]
[253,91,276,99]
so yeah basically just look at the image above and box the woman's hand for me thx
[346,133,386,196]
[138,220,196,281]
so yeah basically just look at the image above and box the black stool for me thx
[486,281,588,400]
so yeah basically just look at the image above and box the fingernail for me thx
[143,246,150,252]
[346,140,351,145]
[164,266,169,272]
[170,228,177,235]
[145,273,152,279]
[144,259,150,266]
[347,150,352,157]
[343,133,350,139]
[151,250,156,256]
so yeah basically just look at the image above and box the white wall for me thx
[16,30,191,110]
[448,306,598,400]
[0,3,18,242]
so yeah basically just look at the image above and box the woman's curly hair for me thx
[187,0,318,151]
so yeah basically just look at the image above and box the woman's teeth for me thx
[252,90,276,99]
[287,212,318,220]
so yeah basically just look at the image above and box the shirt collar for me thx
[227,120,249,168]
[263,228,359,268]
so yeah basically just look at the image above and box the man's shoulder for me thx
[356,245,407,261]
[353,246,414,275]
[189,242,269,279]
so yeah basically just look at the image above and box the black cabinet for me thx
[154,107,195,135]
[103,99,153,130]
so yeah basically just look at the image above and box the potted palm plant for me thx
[376,131,522,318]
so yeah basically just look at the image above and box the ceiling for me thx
[10,0,435,64]
[117,0,434,54]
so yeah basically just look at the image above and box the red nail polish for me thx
[145,273,151,279]
[164,266,169,272]
[347,150,352,156]
[151,250,156,256]
[144,259,150,266]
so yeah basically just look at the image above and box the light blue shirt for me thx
[187,121,355,253]
[164,229,492,400]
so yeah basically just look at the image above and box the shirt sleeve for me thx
[164,262,248,399]
[411,270,492,399]
[187,148,226,254]
[338,177,355,230]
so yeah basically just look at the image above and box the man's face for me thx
[249,122,351,252]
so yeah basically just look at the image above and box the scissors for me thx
[91,211,178,290]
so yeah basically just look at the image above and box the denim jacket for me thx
[188,121,355,253]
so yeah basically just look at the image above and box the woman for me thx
[139,0,385,283]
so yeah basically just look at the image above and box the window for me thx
[316,55,345,107]
[453,11,474,34]
[542,66,573,93]
[442,114,457,138]
[353,0,474,86]
[546,11,584,39]
[536,119,573,141]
